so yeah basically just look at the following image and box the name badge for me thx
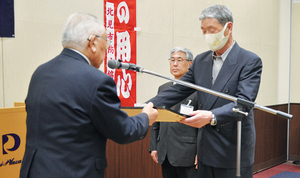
[179,100,193,115]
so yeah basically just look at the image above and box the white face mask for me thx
[204,22,229,51]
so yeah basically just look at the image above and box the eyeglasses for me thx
[169,57,189,64]
[87,35,112,49]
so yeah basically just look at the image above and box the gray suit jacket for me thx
[149,43,262,168]
[20,48,149,178]
[149,82,198,167]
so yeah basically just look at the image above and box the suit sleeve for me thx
[90,75,149,144]
[148,77,195,108]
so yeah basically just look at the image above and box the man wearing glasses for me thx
[149,47,198,178]
[20,12,158,178]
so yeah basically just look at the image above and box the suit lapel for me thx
[198,55,213,106]
[202,56,213,89]
[203,43,240,110]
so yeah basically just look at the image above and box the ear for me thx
[227,22,233,32]
[87,35,97,52]
[188,61,193,67]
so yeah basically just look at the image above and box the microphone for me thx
[108,59,142,72]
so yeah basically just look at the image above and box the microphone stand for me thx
[132,66,293,177]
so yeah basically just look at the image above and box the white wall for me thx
[291,2,300,103]
[1,0,104,107]
[136,0,285,106]
[277,0,291,105]
[0,0,296,108]
[136,0,204,103]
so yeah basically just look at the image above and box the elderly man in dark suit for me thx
[20,12,158,178]
[148,4,262,178]
[149,47,198,178]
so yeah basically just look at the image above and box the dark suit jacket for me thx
[20,48,149,178]
[149,43,262,168]
[149,82,198,167]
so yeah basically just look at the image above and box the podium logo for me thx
[2,133,21,154]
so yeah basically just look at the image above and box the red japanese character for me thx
[107,20,113,29]
[106,7,114,16]
[107,46,115,54]
[107,70,114,78]
[107,32,114,41]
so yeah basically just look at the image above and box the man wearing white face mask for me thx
[147,4,262,178]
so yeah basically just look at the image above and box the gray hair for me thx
[62,12,105,51]
[199,4,233,26]
[170,47,194,61]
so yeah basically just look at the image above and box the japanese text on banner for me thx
[104,0,137,107]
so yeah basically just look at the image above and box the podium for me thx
[121,107,187,122]
[0,106,27,178]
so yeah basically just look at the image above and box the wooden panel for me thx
[253,104,288,172]
[289,104,300,158]
[105,128,163,178]
[1,103,297,176]
[14,102,25,107]
[105,104,294,176]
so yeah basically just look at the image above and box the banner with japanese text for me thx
[104,0,137,107]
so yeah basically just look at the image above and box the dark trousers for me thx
[161,156,198,178]
[197,161,253,178]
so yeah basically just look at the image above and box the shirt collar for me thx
[68,48,91,65]
[212,41,236,62]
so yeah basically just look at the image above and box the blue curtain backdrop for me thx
[0,0,15,37]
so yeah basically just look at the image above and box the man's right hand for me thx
[142,102,158,126]
[179,110,212,128]
[150,150,159,164]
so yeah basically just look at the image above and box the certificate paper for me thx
[121,106,189,122]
